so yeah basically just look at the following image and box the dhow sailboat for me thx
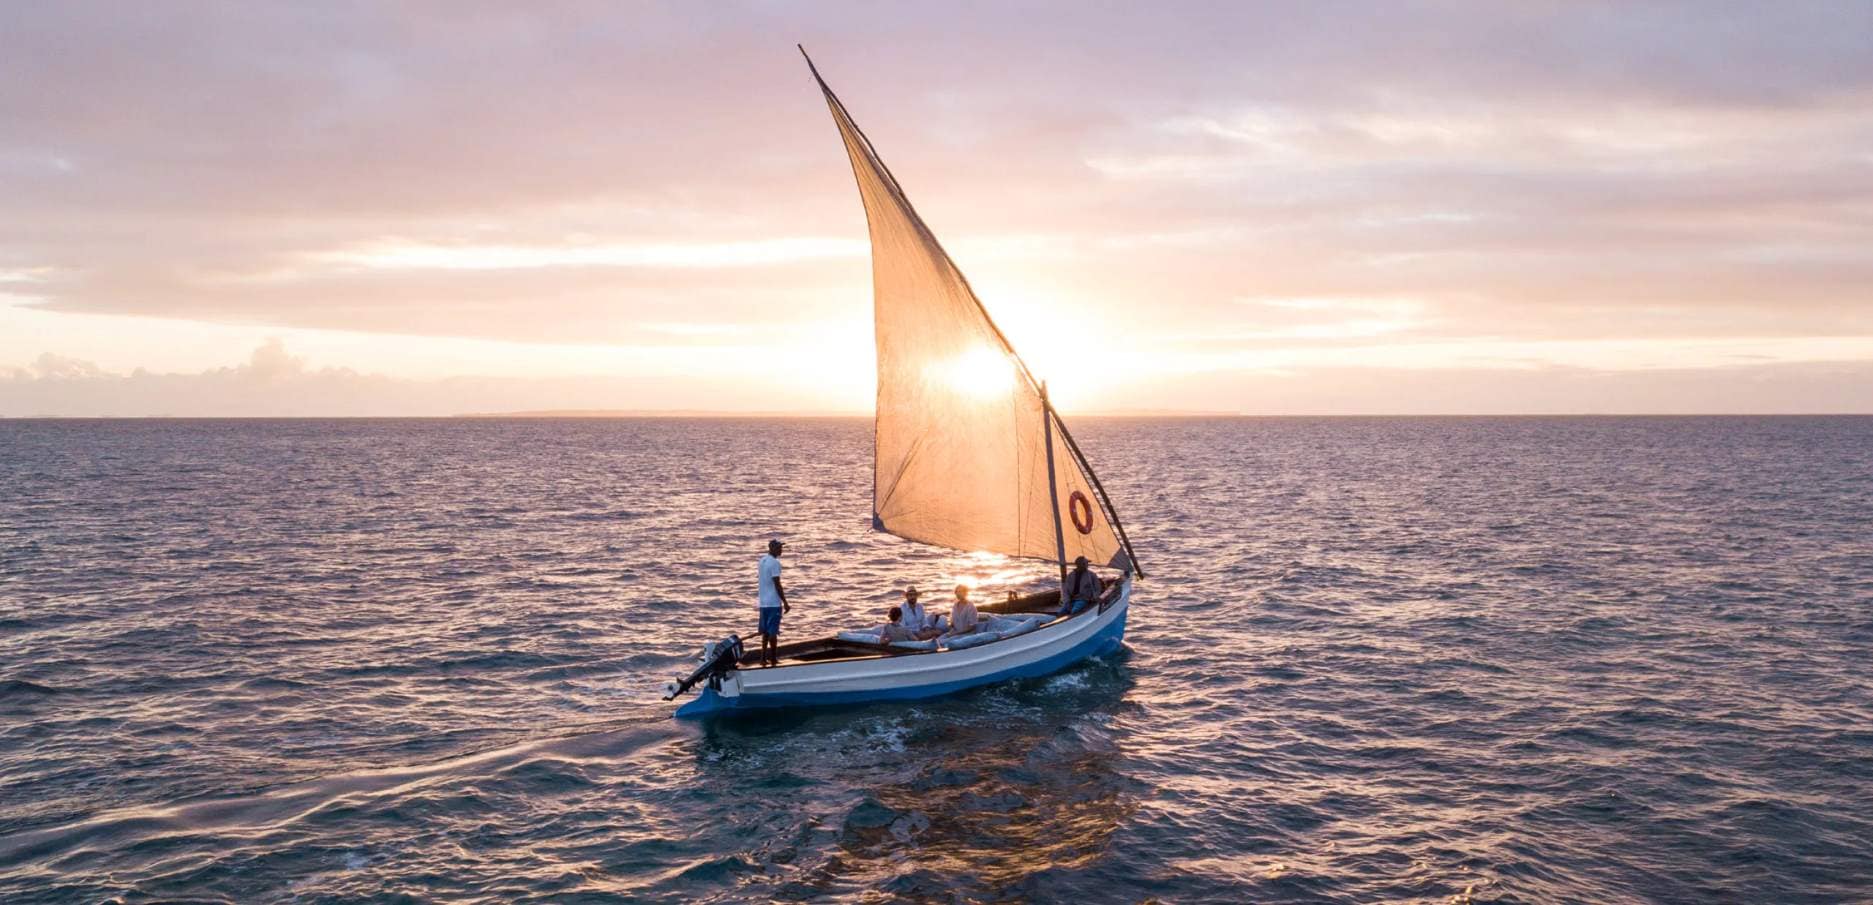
[665,49,1144,717]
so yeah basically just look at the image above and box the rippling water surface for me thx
[2,416,1871,903]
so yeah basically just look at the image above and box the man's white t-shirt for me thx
[757,553,783,609]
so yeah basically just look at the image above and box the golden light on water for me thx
[941,551,1031,598]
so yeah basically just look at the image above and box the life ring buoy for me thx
[1068,490,1095,534]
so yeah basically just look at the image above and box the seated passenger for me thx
[878,606,917,643]
[901,586,942,640]
[946,584,981,636]
[1059,555,1101,616]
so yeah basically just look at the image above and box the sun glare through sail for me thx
[930,345,1018,401]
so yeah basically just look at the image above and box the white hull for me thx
[676,576,1132,716]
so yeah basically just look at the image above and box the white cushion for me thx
[984,615,1043,634]
[998,619,1040,638]
[941,630,1002,650]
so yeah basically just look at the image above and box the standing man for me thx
[757,539,789,667]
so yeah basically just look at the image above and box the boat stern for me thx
[674,683,735,718]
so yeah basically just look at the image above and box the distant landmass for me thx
[454,408,1247,418]
[453,408,860,418]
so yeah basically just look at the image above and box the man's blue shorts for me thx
[759,607,782,637]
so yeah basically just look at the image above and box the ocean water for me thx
[1,416,1870,904]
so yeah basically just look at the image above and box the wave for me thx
[0,717,674,872]
[320,650,581,680]
[0,679,66,699]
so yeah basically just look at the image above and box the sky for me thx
[3,2,1872,416]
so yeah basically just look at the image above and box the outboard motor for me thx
[662,634,744,700]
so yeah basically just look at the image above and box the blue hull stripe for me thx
[675,607,1128,718]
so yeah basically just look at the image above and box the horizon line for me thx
[5,412,1873,421]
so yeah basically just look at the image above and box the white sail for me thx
[807,54,1135,573]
